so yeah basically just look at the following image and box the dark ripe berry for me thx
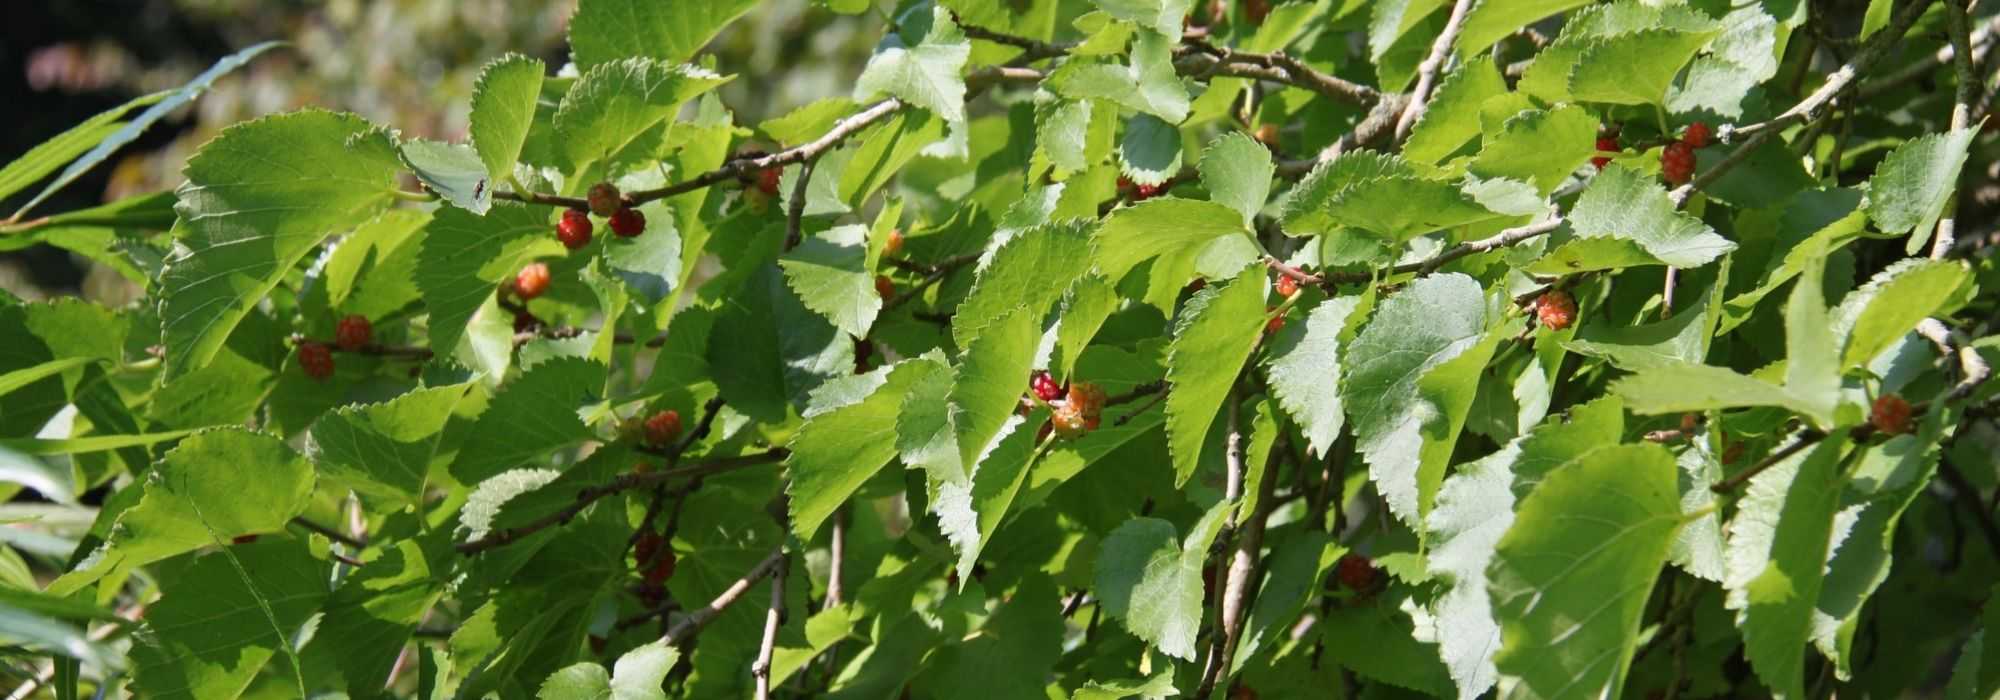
[1683,121,1712,149]
[586,182,622,217]
[513,311,540,334]
[644,548,678,585]
[1536,290,1578,331]
[883,228,905,257]
[588,634,608,654]
[1117,176,1136,195]
[1680,413,1700,433]
[1335,553,1378,591]
[1275,274,1300,298]
[1593,135,1619,169]
[1031,371,1065,402]
[232,534,259,544]
[1134,182,1164,200]
[608,207,646,237]
[1661,141,1696,185]
[1052,405,1090,439]
[1870,394,1914,435]
[875,275,896,300]
[334,314,372,351]
[644,409,682,447]
[634,532,664,565]
[1245,0,1272,23]
[298,342,335,381]
[1186,278,1208,295]
[1254,124,1280,147]
[514,262,551,300]
[756,167,782,196]
[557,208,593,250]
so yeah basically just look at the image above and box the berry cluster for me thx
[295,313,376,381]
[1030,371,1108,440]
[1660,121,1709,185]
[1534,289,1578,331]
[1592,132,1619,169]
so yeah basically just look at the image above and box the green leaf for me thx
[1047,32,1191,124]
[1724,437,1850,697]
[1468,105,1598,194]
[301,540,445,692]
[1199,132,1276,226]
[602,201,683,305]
[50,428,315,597]
[13,42,282,219]
[708,263,852,423]
[1454,0,1596,54]
[468,54,545,182]
[1837,258,1973,367]
[1427,397,1627,699]
[954,219,1095,348]
[1568,29,1723,107]
[1565,293,1714,370]
[1165,269,1269,486]
[934,405,1038,580]
[568,0,760,68]
[162,110,401,379]
[761,97,862,146]
[537,641,680,700]
[781,225,882,338]
[1053,274,1119,380]
[130,541,329,700]
[416,202,564,357]
[1037,98,1095,173]
[1489,444,1683,698]
[0,95,156,204]
[1295,152,1498,244]
[1264,295,1364,457]
[1813,430,1940,677]
[0,356,94,399]
[1864,128,1975,253]
[556,58,729,177]
[913,576,1063,699]
[400,139,492,214]
[1118,113,1184,186]
[449,358,606,484]
[1611,362,1830,425]
[1782,252,1841,423]
[1089,0,1193,37]
[1073,671,1178,699]
[1404,60,1508,166]
[1094,198,1247,281]
[855,6,971,125]
[1343,273,1496,525]
[1095,502,1233,660]
[787,359,941,540]
[948,308,1043,481]
[308,383,474,507]
[1550,164,1734,268]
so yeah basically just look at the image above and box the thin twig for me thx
[662,546,788,646]
[881,253,980,312]
[1395,0,1479,141]
[1728,0,1940,142]
[751,552,789,700]
[1194,384,1249,698]
[1710,430,1827,493]
[825,507,848,609]
[784,159,816,251]
[1917,319,1993,399]
[1933,0,1979,258]
[289,517,367,548]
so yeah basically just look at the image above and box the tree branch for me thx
[1932,0,1979,258]
[882,253,981,312]
[1195,385,1249,698]
[751,552,789,700]
[289,517,366,549]
[1395,0,1479,141]
[1917,318,1992,400]
[1728,0,1939,142]
[661,546,788,646]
